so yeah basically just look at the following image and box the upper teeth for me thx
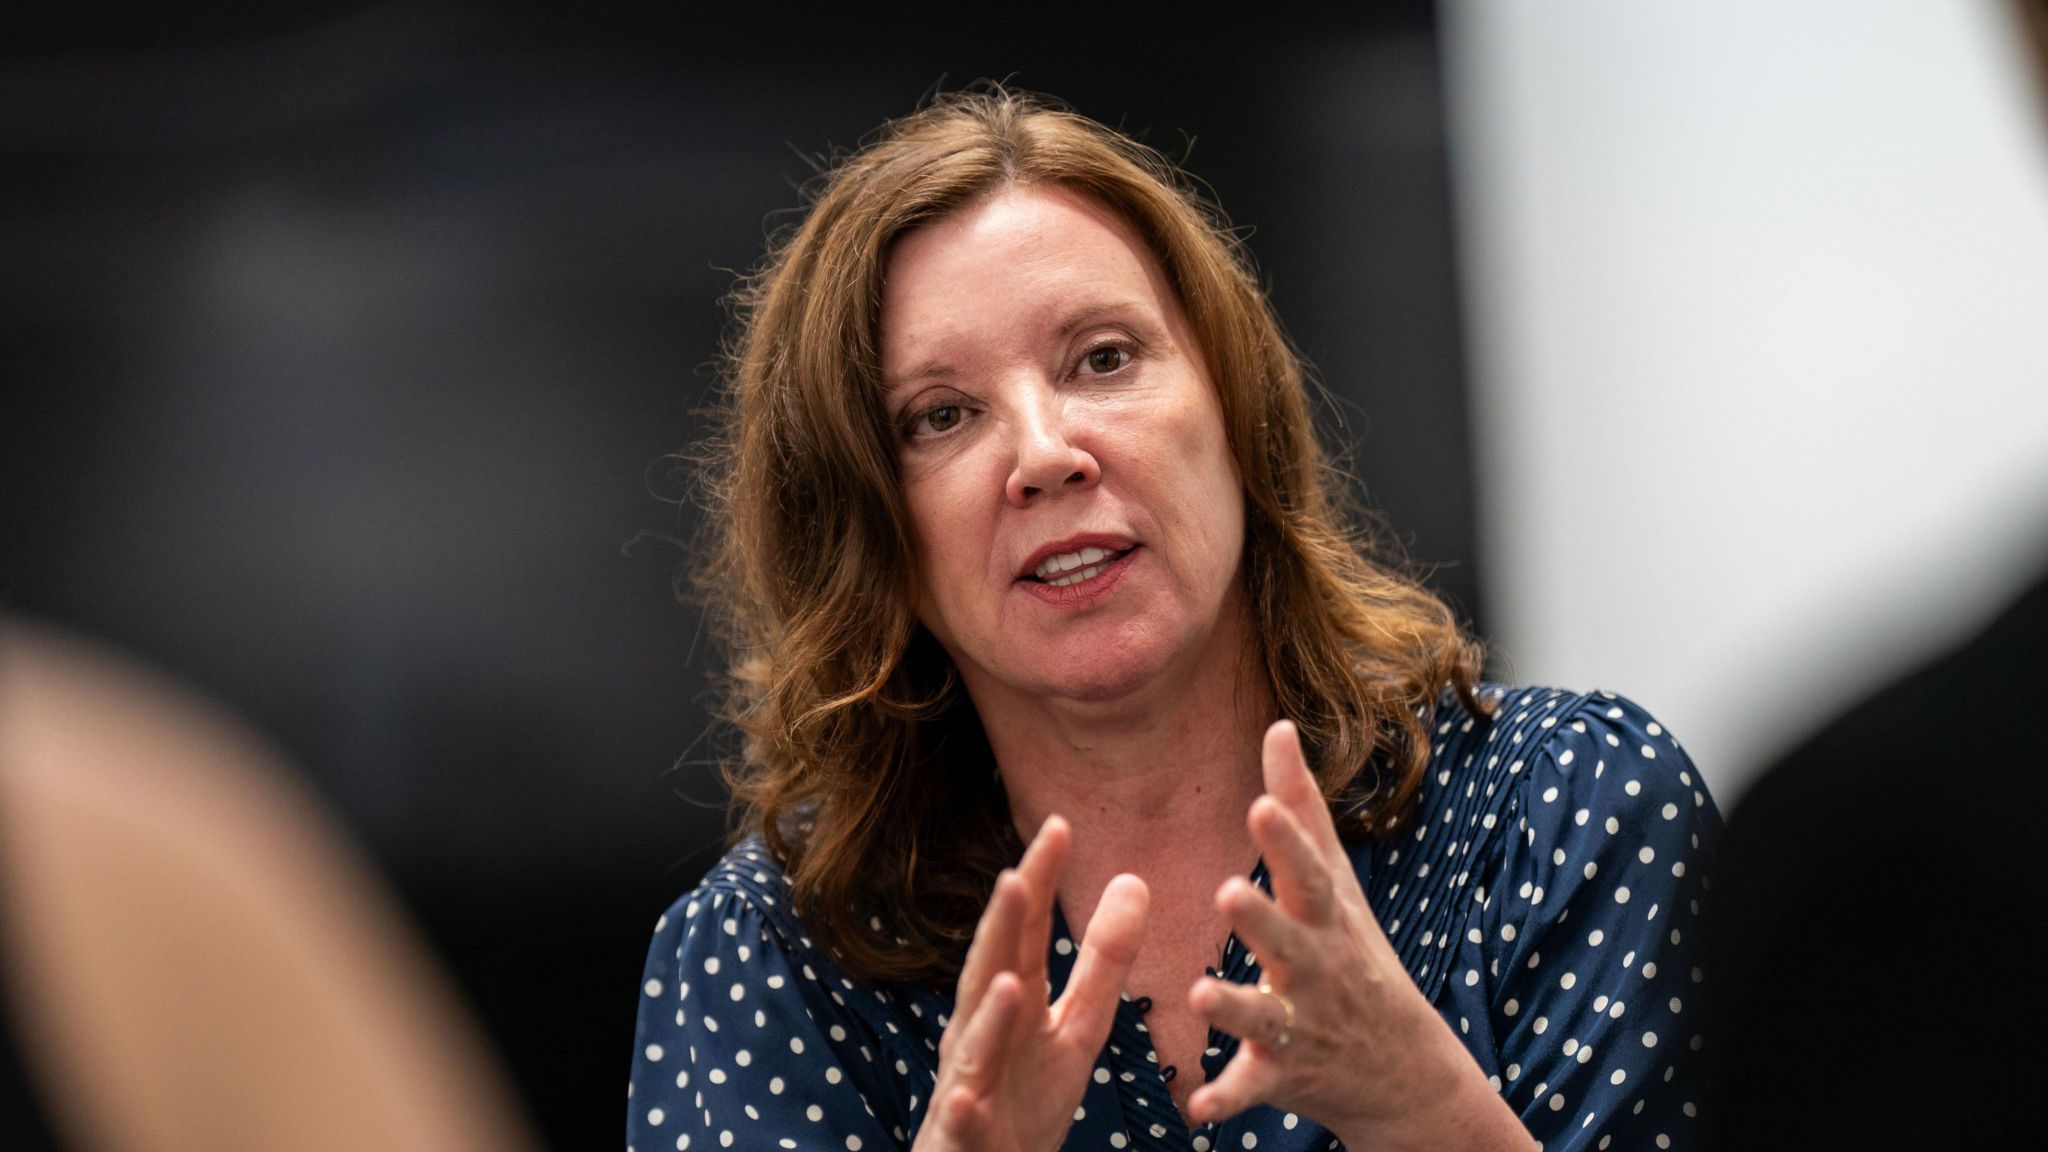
[1033,546,1112,581]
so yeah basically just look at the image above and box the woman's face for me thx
[878,184,1249,714]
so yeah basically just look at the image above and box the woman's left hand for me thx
[1184,721,1536,1152]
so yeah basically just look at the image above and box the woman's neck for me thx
[969,619,1276,944]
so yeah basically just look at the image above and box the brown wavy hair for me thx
[696,86,1484,988]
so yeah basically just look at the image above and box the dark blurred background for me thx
[0,4,1480,1148]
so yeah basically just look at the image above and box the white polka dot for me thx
[1643,1031,1659,1047]
[646,1044,665,1062]
[846,1138,862,1151]
[1560,972,1576,989]
[1615,886,1632,904]
[1588,929,1605,946]
[1075,1107,1086,1121]
[1584,862,1598,880]
[708,1069,725,1085]
[1605,816,1621,834]
[648,1108,666,1126]
[1243,1134,1258,1149]
[1465,969,1480,987]
[675,1070,689,1089]
[719,1132,733,1148]
[826,1067,843,1084]
[1534,1016,1549,1035]
[736,1050,752,1067]
[1575,809,1590,826]
[1094,1067,1111,1083]
[769,1077,784,1094]
[1055,938,1074,956]
[1657,1136,1671,1150]
[645,979,664,997]
[1662,803,1679,820]
[1549,1093,1565,1111]
[789,1038,804,1054]
[1504,998,1520,1016]
[1111,1135,1128,1150]
[730,983,745,1001]
[1624,780,1641,796]
[1643,962,1659,979]
[1611,1069,1627,1085]
[703,957,720,975]
[1284,1114,1299,1130]
[678,1137,690,1151]
[806,1105,823,1122]
[1641,745,1657,760]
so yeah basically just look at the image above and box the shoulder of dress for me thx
[1421,683,1586,794]
[1422,684,1688,793]
[652,837,816,954]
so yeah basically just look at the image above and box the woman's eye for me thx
[908,404,962,436]
[1083,345,1130,375]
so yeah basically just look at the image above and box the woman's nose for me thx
[1004,400,1100,507]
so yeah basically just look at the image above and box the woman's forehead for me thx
[878,186,1180,372]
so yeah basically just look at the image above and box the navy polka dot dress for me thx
[626,686,1719,1151]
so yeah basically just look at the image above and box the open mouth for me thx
[1023,545,1134,587]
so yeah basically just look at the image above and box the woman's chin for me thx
[1002,645,1181,709]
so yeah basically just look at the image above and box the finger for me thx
[948,971,1026,1097]
[1186,1047,1282,1127]
[1216,875,1315,978]
[1249,795,1337,926]
[1051,873,1148,1043]
[953,870,1027,1029]
[1263,720,1347,864]
[1012,815,1070,990]
[1188,974,1294,1051]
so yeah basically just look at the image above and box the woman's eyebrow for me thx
[1052,300,1148,338]
[881,362,956,395]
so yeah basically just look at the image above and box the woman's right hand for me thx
[915,816,1149,1152]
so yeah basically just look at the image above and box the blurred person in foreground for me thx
[0,617,540,1152]
[1703,3,2048,1147]
[627,88,1720,1152]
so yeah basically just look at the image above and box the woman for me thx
[628,89,1716,1152]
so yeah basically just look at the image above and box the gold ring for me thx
[1256,982,1295,1048]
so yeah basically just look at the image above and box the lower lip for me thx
[1016,548,1139,606]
